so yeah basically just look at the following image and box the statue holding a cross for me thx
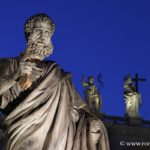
[124,74,145,119]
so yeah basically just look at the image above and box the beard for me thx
[18,38,53,90]
[21,40,53,61]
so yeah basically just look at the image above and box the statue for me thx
[0,14,110,150]
[82,75,102,112]
[124,75,141,119]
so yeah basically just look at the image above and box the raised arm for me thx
[81,75,89,87]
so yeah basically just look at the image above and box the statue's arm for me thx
[0,59,19,95]
[81,75,88,87]
[0,67,21,109]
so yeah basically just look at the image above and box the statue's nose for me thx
[40,30,45,38]
[39,35,45,41]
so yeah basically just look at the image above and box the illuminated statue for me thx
[124,75,141,118]
[82,75,102,112]
[0,14,109,150]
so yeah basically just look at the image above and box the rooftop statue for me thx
[124,75,141,119]
[82,75,102,113]
[0,14,109,150]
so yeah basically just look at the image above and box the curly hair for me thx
[24,13,55,40]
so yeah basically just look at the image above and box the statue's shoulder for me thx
[0,57,18,63]
[44,60,57,65]
[44,60,71,78]
[0,57,12,68]
[44,60,62,70]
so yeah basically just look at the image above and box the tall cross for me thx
[132,73,146,92]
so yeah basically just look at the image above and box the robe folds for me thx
[0,58,110,150]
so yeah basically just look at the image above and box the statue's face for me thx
[88,77,94,84]
[22,21,54,61]
[29,21,52,46]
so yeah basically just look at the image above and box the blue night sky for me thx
[0,0,150,120]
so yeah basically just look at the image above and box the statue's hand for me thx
[19,61,43,78]
[18,74,32,90]
[89,120,101,144]
[18,61,43,90]
[19,61,35,76]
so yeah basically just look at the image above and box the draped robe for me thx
[124,91,141,118]
[0,58,110,150]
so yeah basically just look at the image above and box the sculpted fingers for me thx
[20,61,36,67]
[89,120,101,144]
[20,61,43,77]
[20,61,36,75]
[18,75,32,90]
[22,79,32,90]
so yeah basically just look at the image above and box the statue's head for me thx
[88,76,94,84]
[124,75,132,84]
[22,13,55,61]
[24,13,55,42]
[124,74,133,91]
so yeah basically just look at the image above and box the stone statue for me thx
[124,75,141,119]
[0,14,110,150]
[82,75,102,112]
